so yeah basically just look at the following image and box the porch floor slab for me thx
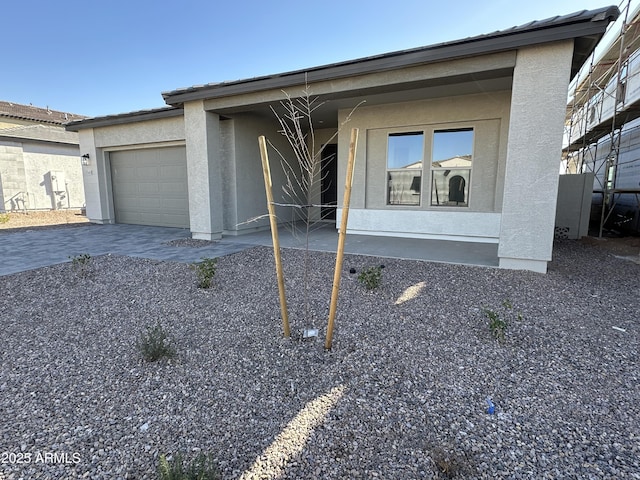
[223,223,499,267]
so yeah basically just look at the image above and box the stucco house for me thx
[66,6,618,273]
[1,101,85,212]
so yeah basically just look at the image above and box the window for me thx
[385,127,474,207]
[431,128,474,207]
[386,132,424,205]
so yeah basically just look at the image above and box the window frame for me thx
[429,127,474,208]
[383,125,475,209]
[385,131,425,207]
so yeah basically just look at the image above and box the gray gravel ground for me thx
[0,239,638,479]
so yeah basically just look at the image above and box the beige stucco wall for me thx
[227,113,311,234]
[203,51,517,112]
[335,91,511,241]
[93,116,184,148]
[229,114,273,233]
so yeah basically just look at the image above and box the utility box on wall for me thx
[46,170,68,210]
[49,171,66,192]
[555,172,594,239]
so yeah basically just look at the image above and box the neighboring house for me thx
[66,6,618,273]
[563,1,640,235]
[0,101,86,212]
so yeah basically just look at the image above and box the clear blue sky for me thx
[2,0,616,118]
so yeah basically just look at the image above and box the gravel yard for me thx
[0,239,639,479]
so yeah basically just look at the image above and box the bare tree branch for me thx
[263,82,362,326]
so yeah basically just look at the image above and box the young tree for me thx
[265,84,363,328]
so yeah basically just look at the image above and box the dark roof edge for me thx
[162,6,619,106]
[0,113,78,126]
[0,133,79,147]
[65,107,183,131]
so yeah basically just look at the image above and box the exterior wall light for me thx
[81,154,90,166]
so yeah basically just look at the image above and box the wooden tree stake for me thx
[259,135,290,337]
[325,128,359,350]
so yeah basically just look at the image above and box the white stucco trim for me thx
[499,257,547,274]
[338,208,501,243]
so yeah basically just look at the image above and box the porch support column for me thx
[184,100,224,240]
[498,41,573,273]
[78,128,114,224]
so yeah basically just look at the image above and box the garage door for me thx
[110,146,189,228]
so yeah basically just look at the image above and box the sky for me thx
[2,0,620,118]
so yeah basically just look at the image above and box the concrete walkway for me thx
[0,223,499,276]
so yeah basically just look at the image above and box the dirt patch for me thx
[0,209,89,231]
[580,235,640,260]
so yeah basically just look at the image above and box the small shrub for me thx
[482,307,507,343]
[0,213,9,224]
[191,257,217,289]
[481,299,522,343]
[158,452,221,480]
[137,322,176,362]
[357,266,382,290]
[69,253,92,277]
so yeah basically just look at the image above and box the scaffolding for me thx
[563,0,640,237]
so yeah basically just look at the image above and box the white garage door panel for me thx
[161,213,188,224]
[116,212,138,224]
[110,146,189,228]
[160,166,185,177]
[160,197,188,208]
[112,167,136,181]
[138,184,160,195]
[115,184,139,196]
[138,197,163,208]
[159,183,186,195]
[137,166,160,178]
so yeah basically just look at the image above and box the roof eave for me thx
[0,114,68,126]
[65,107,183,131]
[0,133,79,146]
